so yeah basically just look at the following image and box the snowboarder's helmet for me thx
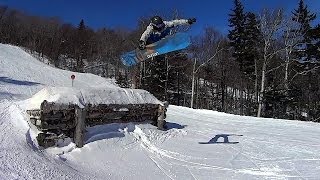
[150,16,165,31]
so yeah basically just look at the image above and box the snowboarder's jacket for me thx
[140,19,190,44]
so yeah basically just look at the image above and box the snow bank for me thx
[0,43,118,100]
[27,86,163,109]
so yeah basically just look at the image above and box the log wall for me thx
[27,100,167,148]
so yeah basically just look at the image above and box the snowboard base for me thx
[121,32,191,66]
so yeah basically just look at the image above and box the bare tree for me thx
[282,17,301,90]
[190,27,224,108]
[257,8,284,117]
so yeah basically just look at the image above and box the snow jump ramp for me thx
[26,87,168,148]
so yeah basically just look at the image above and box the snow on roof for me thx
[27,86,163,110]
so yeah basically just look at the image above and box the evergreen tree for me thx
[308,24,320,60]
[292,0,316,37]
[292,0,316,61]
[228,0,248,115]
[141,56,167,101]
[228,0,261,115]
[244,12,261,79]
[291,0,318,121]
[228,1,259,78]
[78,19,85,30]
[244,12,262,115]
[77,19,88,58]
[74,19,89,72]
[228,0,247,73]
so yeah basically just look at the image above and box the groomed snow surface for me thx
[1,43,320,179]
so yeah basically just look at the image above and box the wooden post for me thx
[157,105,165,130]
[74,107,86,148]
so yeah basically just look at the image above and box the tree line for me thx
[0,0,319,122]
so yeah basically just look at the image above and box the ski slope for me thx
[1,43,320,179]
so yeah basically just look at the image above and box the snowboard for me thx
[121,32,191,66]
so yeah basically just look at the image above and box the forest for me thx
[0,0,319,121]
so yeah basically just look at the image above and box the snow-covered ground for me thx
[1,43,320,179]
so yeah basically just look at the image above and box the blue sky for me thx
[0,0,319,34]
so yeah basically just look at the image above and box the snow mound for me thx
[0,43,118,100]
[27,86,163,109]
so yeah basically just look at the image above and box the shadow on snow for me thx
[0,76,41,86]
[199,134,243,144]
[0,91,23,99]
[84,123,136,144]
[165,122,187,130]
[84,122,187,144]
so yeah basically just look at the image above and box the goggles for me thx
[151,23,165,29]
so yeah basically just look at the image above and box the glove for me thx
[188,18,196,24]
[139,40,146,50]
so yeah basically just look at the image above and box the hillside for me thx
[0,44,320,179]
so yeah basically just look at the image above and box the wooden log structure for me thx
[26,100,167,148]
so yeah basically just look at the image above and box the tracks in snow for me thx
[130,126,235,179]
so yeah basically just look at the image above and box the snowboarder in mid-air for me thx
[139,16,196,50]
[120,16,195,66]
